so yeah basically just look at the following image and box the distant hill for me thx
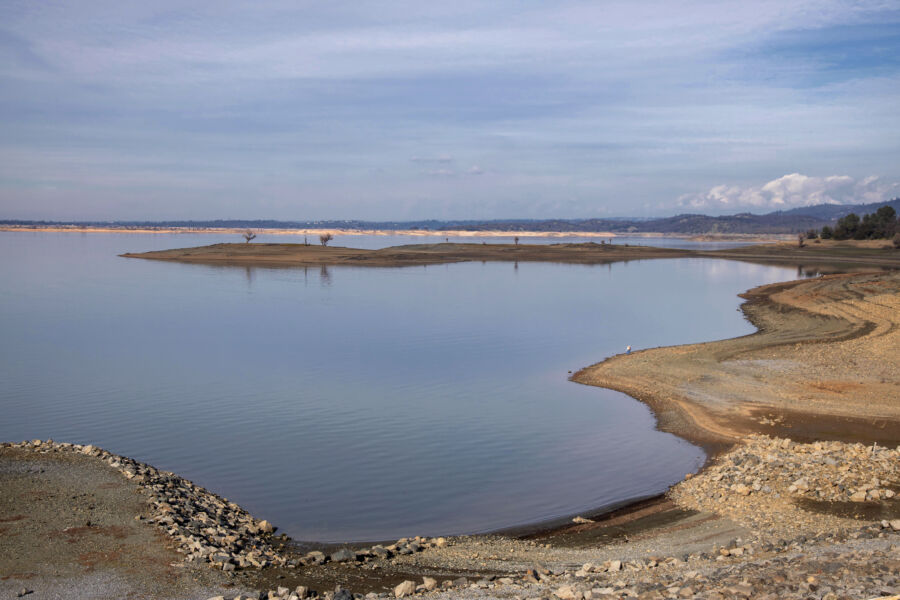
[3,198,898,235]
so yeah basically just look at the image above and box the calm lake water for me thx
[1,232,801,542]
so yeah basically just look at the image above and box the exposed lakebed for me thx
[0,232,805,542]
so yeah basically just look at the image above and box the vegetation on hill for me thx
[812,206,898,241]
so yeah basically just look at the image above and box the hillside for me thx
[4,198,898,236]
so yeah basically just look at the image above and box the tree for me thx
[805,229,818,240]
[834,213,860,240]
[797,233,805,248]
[514,236,519,245]
[894,232,900,249]
[319,233,333,246]
[242,230,256,243]
[874,206,897,238]
[820,226,833,239]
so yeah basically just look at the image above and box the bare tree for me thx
[243,230,257,244]
[319,233,333,246]
[893,232,900,249]
[797,233,805,248]
[514,236,519,245]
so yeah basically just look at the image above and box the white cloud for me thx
[677,173,900,211]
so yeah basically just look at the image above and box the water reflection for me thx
[319,265,332,286]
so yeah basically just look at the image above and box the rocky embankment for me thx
[671,435,899,537]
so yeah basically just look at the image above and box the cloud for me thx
[677,173,900,211]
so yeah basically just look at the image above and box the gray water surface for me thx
[0,232,798,541]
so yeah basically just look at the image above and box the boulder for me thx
[258,520,275,533]
[393,581,416,598]
[554,584,580,600]
[330,548,355,563]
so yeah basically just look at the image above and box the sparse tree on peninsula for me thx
[319,233,333,246]
[243,230,256,243]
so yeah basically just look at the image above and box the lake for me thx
[0,231,803,542]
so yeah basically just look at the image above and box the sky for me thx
[1,1,899,221]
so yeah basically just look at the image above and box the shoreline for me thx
[573,270,900,449]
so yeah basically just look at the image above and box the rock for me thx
[305,551,327,565]
[334,588,353,600]
[850,490,868,502]
[330,548,356,563]
[422,577,437,591]
[258,520,275,533]
[16,591,32,599]
[434,537,448,547]
[734,484,752,496]
[608,560,622,572]
[393,581,416,598]
[572,516,594,524]
[294,586,309,599]
[890,520,900,531]
[554,584,580,600]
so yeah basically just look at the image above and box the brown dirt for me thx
[0,447,243,599]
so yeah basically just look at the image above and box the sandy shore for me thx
[3,240,900,599]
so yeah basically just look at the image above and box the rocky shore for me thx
[3,434,898,600]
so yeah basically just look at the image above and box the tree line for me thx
[805,206,899,244]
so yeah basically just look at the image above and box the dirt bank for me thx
[574,269,900,447]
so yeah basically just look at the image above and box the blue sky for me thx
[1,1,899,220]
